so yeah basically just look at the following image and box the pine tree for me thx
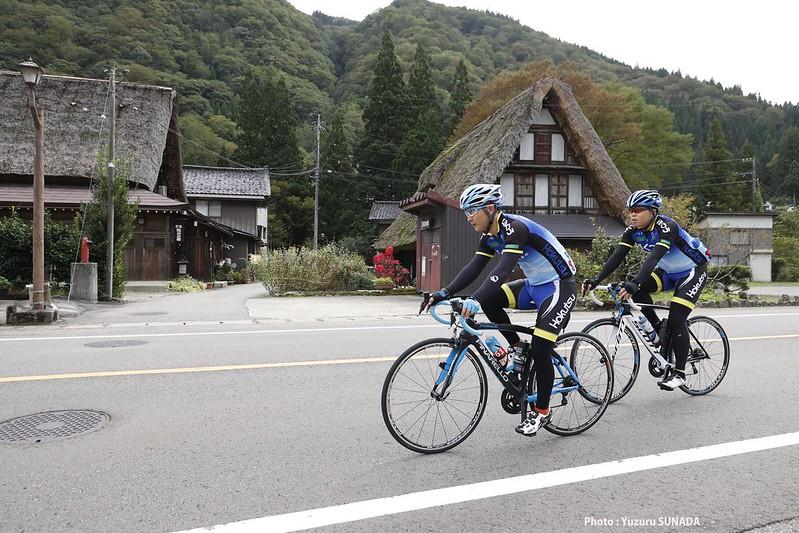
[394,109,444,191]
[449,58,472,135]
[320,112,366,242]
[407,42,438,123]
[236,69,311,248]
[693,117,744,212]
[236,70,302,170]
[357,29,409,197]
[775,127,799,197]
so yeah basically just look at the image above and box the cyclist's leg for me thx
[529,277,579,409]
[668,264,708,376]
[479,279,526,346]
[632,270,664,330]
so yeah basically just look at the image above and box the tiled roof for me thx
[369,201,402,222]
[183,166,270,197]
[0,183,186,209]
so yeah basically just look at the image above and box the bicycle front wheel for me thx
[381,338,488,453]
[526,332,613,436]
[581,317,640,403]
[679,316,730,396]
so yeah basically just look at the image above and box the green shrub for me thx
[0,275,10,292]
[347,271,374,290]
[373,276,393,287]
[214,260,235,282]
[708,265,751,293]
[167,276,206,293]
[0,209,81,284]
[251,243,371,294]
[567,226,647,283]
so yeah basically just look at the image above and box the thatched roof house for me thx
[377,77,630,249]
[0,70,185,200]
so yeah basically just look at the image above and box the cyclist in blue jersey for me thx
[583,190,711,390]
[425,183,578,436]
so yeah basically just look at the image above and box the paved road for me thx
[1,296,798,532]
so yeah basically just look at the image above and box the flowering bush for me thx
[372,246,411,287]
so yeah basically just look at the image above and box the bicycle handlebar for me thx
[590,284,642,311]
[429,299,483,336]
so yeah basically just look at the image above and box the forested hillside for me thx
[2,0,798,247]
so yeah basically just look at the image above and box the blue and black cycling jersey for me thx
[595,214,710,288]
[620,215,709,273]
[445,212,576,303]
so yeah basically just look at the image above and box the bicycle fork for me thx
[431,342,470,400]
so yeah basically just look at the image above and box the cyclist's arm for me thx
[470,220,529,303]
[445,236,493,295]
[594,228,634,282]
[631,220,675,285]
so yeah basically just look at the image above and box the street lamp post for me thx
[18,59,45,311]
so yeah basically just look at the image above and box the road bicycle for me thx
[381,297,613,453]
[584,284,730,403]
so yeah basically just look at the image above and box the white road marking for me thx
[0,332,795,383]
[1,311,797,343]
[174,431,799,533]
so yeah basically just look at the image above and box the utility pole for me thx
[751,156,758,212]
[106,66,116,299]
[314,113,320,250]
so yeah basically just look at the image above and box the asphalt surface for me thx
[1,289,798,532]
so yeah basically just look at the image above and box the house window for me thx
[568,175,582,208]
[711,255,728,266]
[515,175,534,208]
[196,200,221,218]
[730,230,749,245]
[551,134,565,162]
[549,175,568,212]
[583,182,596,209]
[519,133,535,160]
[534,174,548,209]
[145,238,165,248]
[534,133,551,163]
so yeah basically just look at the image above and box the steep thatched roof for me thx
[0,70,177,191]
[377,77,630,248]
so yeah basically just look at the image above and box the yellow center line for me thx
[1,333,797,384]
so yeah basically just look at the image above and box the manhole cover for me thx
[129,311,168,316]
[0,410,110,444]
[84,340,146,348]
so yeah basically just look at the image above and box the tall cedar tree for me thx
[394,42,443,191]
[357,30,409,200]
[81,152,138,299]
[236,70,311,248]
[775,127,799,197]
[694,117,744,212]
[320,112,366,242]
[448,59,472,136]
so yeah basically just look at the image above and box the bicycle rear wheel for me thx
[581,318,640,403]
[527,333,613,436]
[679,316,730,395]
[381,338,488,453]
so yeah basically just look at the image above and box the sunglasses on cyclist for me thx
[628,206,650,215]
[463,206,484,217]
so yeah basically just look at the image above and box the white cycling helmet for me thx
[626,189,662,210]
[460,184,503,213]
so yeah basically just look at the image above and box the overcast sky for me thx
[288,0,797,105]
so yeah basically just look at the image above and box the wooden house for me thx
[377,78,630,293]
[183,165,270,270]
[0,70,230,281]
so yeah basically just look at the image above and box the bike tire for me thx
[581,317,640,403]
[679,316,730,396]
[526,332,613,436]
[381,338,488,453]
